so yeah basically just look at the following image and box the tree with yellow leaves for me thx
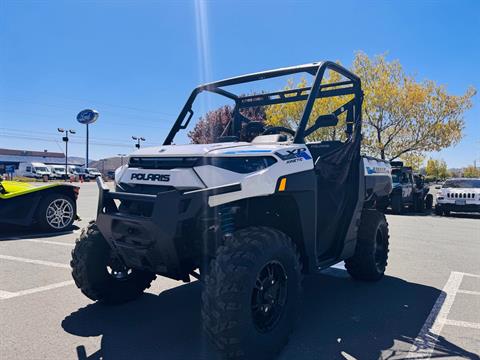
[463,165,480,178]
[426,158,449,179]
[265,72,353,143]
[266,53,475,161]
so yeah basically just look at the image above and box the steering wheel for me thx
[262,126,295,136]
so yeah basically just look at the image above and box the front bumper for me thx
[95,178,240,280]
[436,202,480,213]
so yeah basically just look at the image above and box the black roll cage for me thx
[163,61,363,145]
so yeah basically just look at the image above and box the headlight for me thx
[201,156,277,174]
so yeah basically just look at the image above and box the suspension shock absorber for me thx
[219,205,235,240]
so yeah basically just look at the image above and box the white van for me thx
[47,164,68,179]
[83,167,102,179]
[17,162,51,179]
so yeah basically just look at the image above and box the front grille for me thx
[117,182,175,195]
[129,157,199,170]
[447,192,476,199]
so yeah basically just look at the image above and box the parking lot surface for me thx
[0,182,479,359]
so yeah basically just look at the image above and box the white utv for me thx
[71,61,392,359]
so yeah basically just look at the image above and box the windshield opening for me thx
[164,62,361,146]
[391,169,401,183]
[443,179,480,188]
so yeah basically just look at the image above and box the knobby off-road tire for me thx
[36,193,76,232]
[202,226,303,360]
[415,195,425,213]
[345,210,389,281]
[391,193,403,214]
[71,221,156,304]
[425,194,433,210]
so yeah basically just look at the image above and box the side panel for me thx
[339,159,366,259]
[271,170,317,273]
[363,157,392,199]
[0,193,41,226]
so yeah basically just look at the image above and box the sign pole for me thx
[76,109,99,171]
[86,123,89,168]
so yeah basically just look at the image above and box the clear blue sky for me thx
[1,0,478,167]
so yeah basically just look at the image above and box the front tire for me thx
[71,222,156,304]
[391,193,403,214]
[345,210,389,281]
[425,194,433,210]
[202,226,302,360]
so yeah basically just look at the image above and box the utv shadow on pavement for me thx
[62,274,478,360]
[0,224,80,241]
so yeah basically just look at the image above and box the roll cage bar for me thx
[163,61,363,145]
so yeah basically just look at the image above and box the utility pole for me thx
[132,136,145,149]
[117,154,127,166]
[58,128,76,181]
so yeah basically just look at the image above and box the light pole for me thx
[58,128,76,181]
[117,153,127,166]
[132,136,145,149]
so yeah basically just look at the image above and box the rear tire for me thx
[345,210,389,281]
[36,193,76,232]
[202,226,302,360]
[391,193,403,214]
[71,221,156,304]
[415,195,425,213]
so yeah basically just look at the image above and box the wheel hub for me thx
[251,261,288,333]
[46,199,73,229]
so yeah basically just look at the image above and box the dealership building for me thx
[0,148,82,175]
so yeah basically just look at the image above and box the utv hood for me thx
[130,142,287,157]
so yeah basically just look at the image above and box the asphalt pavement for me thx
[0,182,479,360]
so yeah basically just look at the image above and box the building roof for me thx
[0,148,64,158]
[0,148,83,165]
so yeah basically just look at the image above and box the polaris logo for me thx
[130,173,170,182]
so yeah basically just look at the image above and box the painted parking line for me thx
[0,254,70,269]
[440,319,480,330]
[20,239,75,247]
[457,289,480,296]
[406,271,480,359]
[0,280,74,300]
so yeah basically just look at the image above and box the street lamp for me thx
[58,128,76,181]
[117,153,127,166]
[132,136,145,149]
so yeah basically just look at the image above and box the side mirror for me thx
[314,114,339,127]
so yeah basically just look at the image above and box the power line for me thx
[0,96,178,120]
[0,133,137,149]
[0,127,148,143]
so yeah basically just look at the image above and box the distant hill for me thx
[66,156,89,166]
[89,157,126,174]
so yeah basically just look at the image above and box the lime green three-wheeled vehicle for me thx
[0,181,79,232]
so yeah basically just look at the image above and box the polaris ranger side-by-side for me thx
[71,61,393,359]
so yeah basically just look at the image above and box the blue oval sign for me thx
[77,109,99,124]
